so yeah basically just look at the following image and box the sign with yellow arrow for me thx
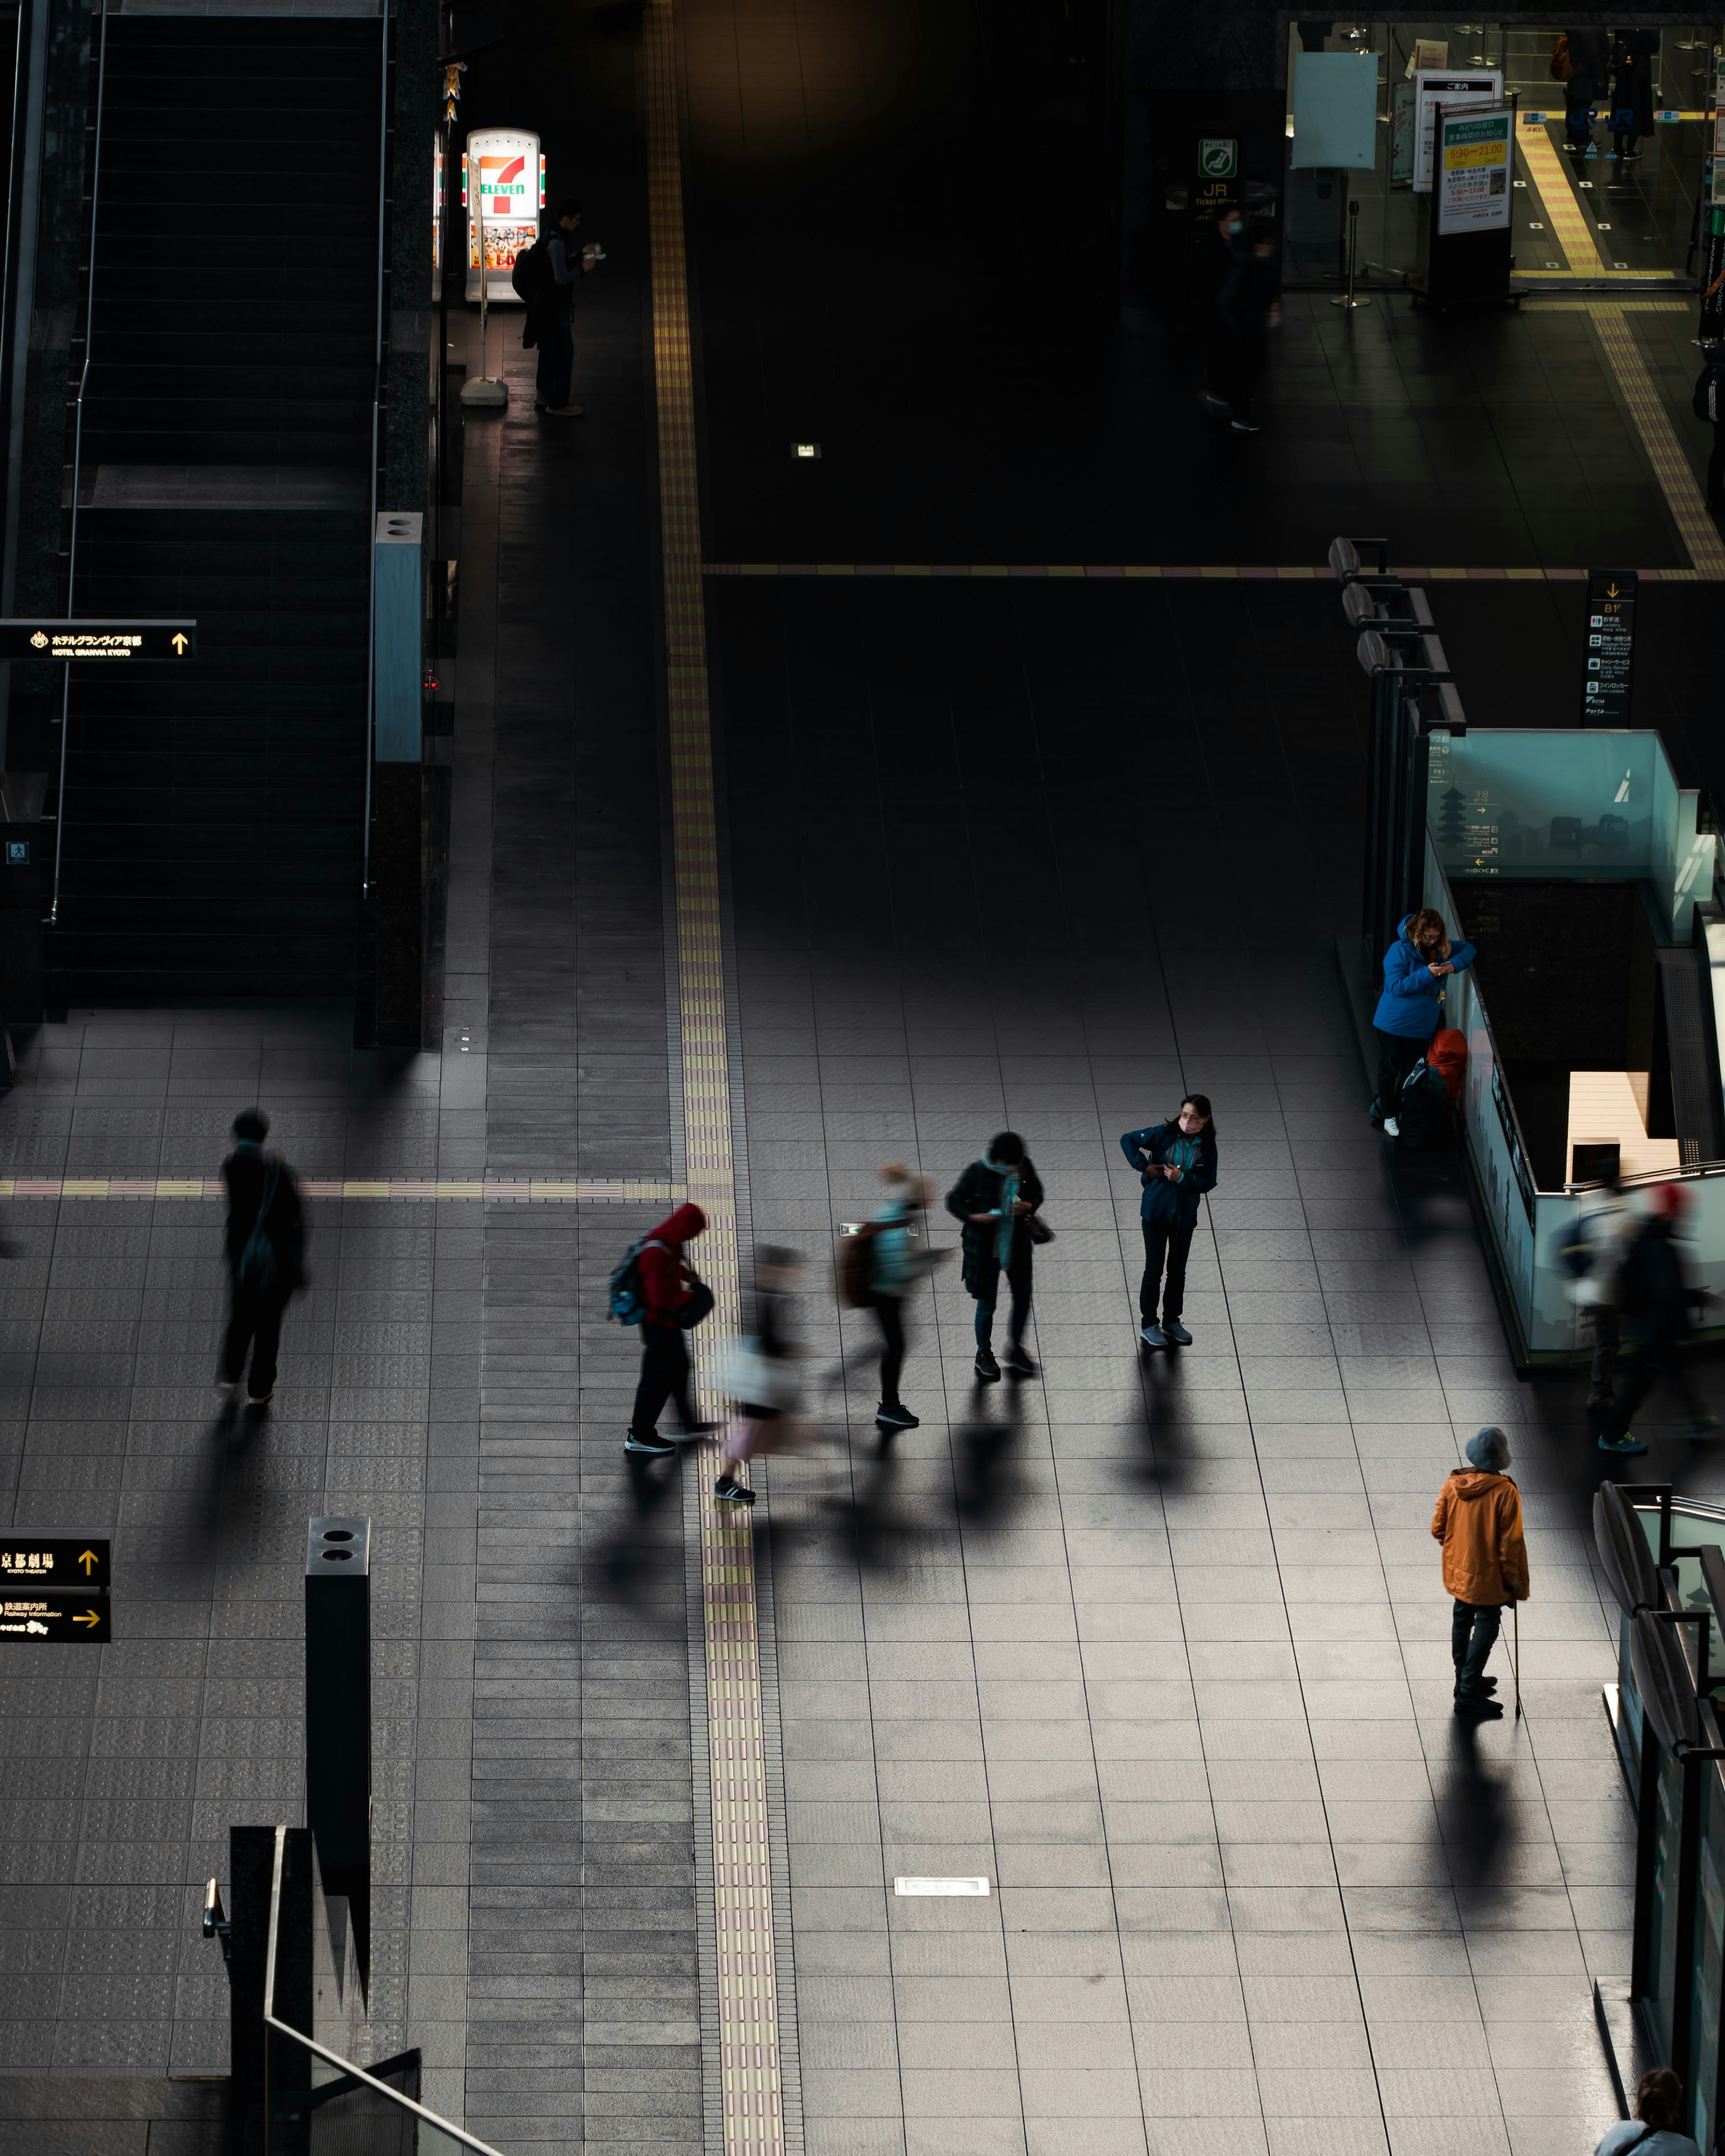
[0,1593,109,1642]
[0,620,196,663]
[1583,570,1637,728]
[0,1537,108,1588]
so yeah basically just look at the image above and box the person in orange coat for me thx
[1431,1427,1529,1720]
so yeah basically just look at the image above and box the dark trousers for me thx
[1564,87,1596,150]
[535,310,574,407]
[1209,329,1266,424]
[1605,1334,1709,1440]
[1140,1218,1196,1322]
[223,1281,287,1397]
[630,1324,695,1436]
[869,1294,906,1406]
[973,1259,1032,1350]
[1708,423,1724,509]
[1585,1306,1619,1403]
[1451,1599,1502,1698]
[1374,1027,1426,1119]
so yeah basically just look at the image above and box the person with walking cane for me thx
[1430,1427,1529,1722]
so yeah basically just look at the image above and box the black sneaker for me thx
[1455,1694,1504,1719]
[875,1403,919,1430]
[1002,1347,1036,1378]
[714,1475,756,1505]
[624,1429,677,1457]
[1453,1675,1498,1697]
[975,1348,1001,1381]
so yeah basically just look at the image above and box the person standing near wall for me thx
[524,198,602,418]
[1371,908,1476,1137]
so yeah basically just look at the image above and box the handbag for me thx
[677,1277,716,1329]
[1550,33,1573,81]
[1026,1214,1056,1246]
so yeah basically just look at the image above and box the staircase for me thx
[49,13,386,1005]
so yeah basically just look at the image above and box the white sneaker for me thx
[1383,1118,1399,1137]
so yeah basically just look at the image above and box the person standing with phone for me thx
[1371,908,1475,1136]
[1120,1096,1217,1348]
[945,1133,1044,1381]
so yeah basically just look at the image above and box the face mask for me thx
[1226,220,1243,236]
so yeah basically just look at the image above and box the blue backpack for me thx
[607,1235,662,1325]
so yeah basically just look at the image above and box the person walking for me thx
[524,198,601,417]
[1120,1096,1217,1348]
[714,1246,802,1507]
[1598,1183,1720,1456]
[1371,907,1476,1136]
[946,1132,1044,1381]
[218,1109,306,1412]
[1608,26,1658,163]
[1204,208,1280,437]
[864,1165,947,1432]
[624,1201,716,1457]
[1430,1427,1528,1721]
[1561,27,1609,157]
[1560,1169,1631,1419]
[1594,2068,1701,2155]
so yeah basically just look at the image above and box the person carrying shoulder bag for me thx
[1595,2067,1701,2155]
[1120,1094,1217,1349]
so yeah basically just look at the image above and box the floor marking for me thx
[1516,118,1608,275]
[703,562,1698,582]
[643,0,783,2151]
[0,1177,685,1203]
[1589,303,1725,579]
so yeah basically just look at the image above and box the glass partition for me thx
[1689,1755,1725,2156]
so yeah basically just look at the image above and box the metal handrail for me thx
[361,4,390,894]
[261,1825,507,2156]
[47,0,110,928]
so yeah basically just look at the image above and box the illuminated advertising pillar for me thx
[461,127,545,302]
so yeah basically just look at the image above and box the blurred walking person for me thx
[1120,1096,1217,1348]
[860,1166,949,1433]
[1430,1427,1528,1721]
[621,1202,716,1457]
[1203,208,1280,437]
[1559,1169,1631,1419]
[1598,1183,1719,1456]
[714,1246,802,1507]
[947,1132,1044,1381]
[218,1109,306,1412]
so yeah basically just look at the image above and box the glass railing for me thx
[262,1825,505,2156]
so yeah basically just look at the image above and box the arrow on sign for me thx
[78,1550,97,1573]
[1607,583,1621,598]
[72,1608,100,1627]
[171,633,188,654]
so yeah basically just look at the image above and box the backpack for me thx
[510,239,550,306]
[608,1235,662,1325]
[836,1223,881,1310]
[1394,1060,1451,1151]
[1694,349,1725,423]
[237,1159,281,1297]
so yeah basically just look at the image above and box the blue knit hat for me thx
[1466,1427,1510,1471]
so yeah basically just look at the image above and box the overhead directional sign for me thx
[0,621,195,663]
[0,1593,109,1642]
[0,1537,109,1587]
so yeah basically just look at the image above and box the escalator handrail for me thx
[361,5,390,893]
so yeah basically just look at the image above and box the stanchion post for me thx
[1331,199,1371,309]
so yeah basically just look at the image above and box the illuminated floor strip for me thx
[1517,116,1607,274]
[643,1,782,2152]
[0,1176,682,1203]
[1590,303,1725,579]
[703,561,1699,581]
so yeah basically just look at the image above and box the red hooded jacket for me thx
[638,1203,706,1326]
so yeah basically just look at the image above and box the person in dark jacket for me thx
[1563,27,1610,156]
[528,198,601,418]
[945,1133,1044,1381]
[1204,210,1280,436]
[1371,908,1476,1135]
[1120,1096,1218,1348]
[1599,1184,1719,1454]
[625,1202,715,1457]
[1609,27,1658,161]
[219,1109,305,1411]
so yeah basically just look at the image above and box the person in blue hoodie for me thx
[1120,1096,1218,1348]
[1372,908,1475,1136]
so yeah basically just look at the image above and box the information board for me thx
[0,622,195,663]
[0,1593,109,1642]
[1583,570,1637,726]
[462,127,544,303]
[1413,70,1501,190]
[0,1537,108,1587]
[1436,107,1513,233]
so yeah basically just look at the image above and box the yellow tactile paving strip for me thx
[1515,114,1606,275]
[0,1177,682,1202]
[703,561,1698,581]
[643,0,783,2150]
[1590,303,1725,578]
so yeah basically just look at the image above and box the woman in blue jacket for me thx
[1372,909,1475,1135]
[1120,1096,1217,1348]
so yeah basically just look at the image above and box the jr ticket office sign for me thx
[1438,109,1513,234]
